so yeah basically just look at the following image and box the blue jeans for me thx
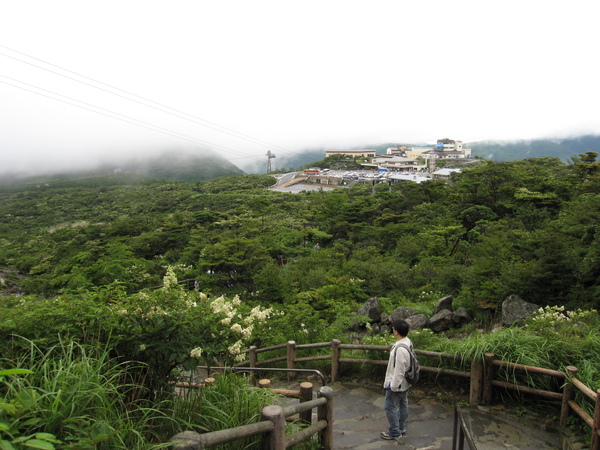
[384,389,408,436]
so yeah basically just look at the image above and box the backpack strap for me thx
[394,344,412,369]
[392,342,411,368]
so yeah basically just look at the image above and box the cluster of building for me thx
[324,138,472,174]
[296,139,473,186]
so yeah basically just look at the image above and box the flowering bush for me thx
[112,267,276,396]
[524,305,599,336]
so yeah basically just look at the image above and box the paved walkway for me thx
[279,381,563,449]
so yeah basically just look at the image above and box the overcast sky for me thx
[1,0,598,174]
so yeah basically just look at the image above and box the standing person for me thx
[381,319,412,440]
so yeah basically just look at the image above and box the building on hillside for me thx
[325,149,377,158]
[303,167,321,175]
[388,172,433,184]
[386,145,409,156]
[421,139,472,160]
[406,146,435,159]
[432,168,462,180]
[367,154,427,172]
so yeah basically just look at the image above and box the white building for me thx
[368,154,427,172]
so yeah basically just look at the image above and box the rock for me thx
[351,297,381,331]
[390,306,415,321]
[357,297,381,323]
[428,309,453,333]
[380,324,391,335]
[406,314,428,330]
[501,295,538,327]
[452,307,470,326]
[380,312,391,325]
[433,295,454,314]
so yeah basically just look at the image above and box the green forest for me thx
[1,154,600,448]
[2,154,600,310]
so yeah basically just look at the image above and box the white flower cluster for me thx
[529,305,598,327]
[203,296,275,363]
[245,305,273,324]
[162,266,179,290]
[531,305,568,324]
[190,347,203,359]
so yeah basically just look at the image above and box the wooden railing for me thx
[170,382,334,449]
[239,340,599,449]
[169,340,598,449]
[453,404,477,450]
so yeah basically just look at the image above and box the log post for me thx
[169,431,204,450]
[249,346,258,384]
[483,352,495,405]
[258,379,271,389]
[561,366,577,427]
[331,339,341,383]
[318,386,334,449]
[262,405,285,450]
[592,389,600,450]
[469,356,483,406]
[287,341,297,381]
[299,382,313,425]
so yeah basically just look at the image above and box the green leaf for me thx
[34,434,61,444]
[0,369,34,377]
[21,439,55,450]
[0,440,17,450]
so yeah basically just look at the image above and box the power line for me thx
[0,75,265,163]
[0,45,315,163]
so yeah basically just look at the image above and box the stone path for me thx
[278,381,563,449]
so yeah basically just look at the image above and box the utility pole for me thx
[266,150,276,174]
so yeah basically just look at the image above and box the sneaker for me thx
[381,431,400,440]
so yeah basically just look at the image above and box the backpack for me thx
[395,343,420,385]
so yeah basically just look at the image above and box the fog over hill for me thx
[0,147,244,185]
[2,135,599,186]
[468,135,600,162]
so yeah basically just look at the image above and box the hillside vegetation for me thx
[2,156,600,310]
[1,154,600,447]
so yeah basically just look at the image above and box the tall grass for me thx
[0,337,173,449]
[169,372,282,449]
[1,339,299,449]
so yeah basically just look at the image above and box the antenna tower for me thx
[266,150,276,173]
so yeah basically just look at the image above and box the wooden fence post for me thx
[299,382,313,425]
[331,339,341,383]
[258,379,271,389]
[262,405,285,450]
[287,341,296,381]
[169,431,204,450]
[561,366,577,427]
[483,352,495,405]
[592,389,600,450]
[318,386,334,449]
[249,346,257,384]
[469,356,483,406]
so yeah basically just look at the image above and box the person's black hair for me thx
[392,319,409,337]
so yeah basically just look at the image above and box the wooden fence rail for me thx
[453,405,478,450]
[170,339,598,449]
[170,384,334,450]
[238,339,599,449]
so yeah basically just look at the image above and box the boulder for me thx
[452,307,471,326]
[357,297,381,323]
[380,324,391,335]
[390,306,415,321]
[406,313,428,330]
[428,309,453,333]
[433,295,454,314]
[501,295,538,327]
